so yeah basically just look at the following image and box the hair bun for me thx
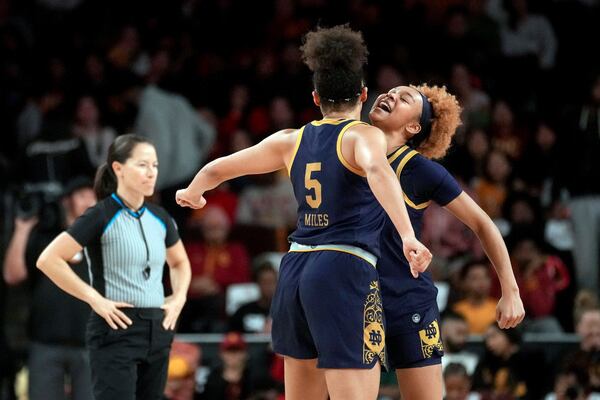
[301,24,368,73]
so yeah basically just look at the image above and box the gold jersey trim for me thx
[336,121,368,177]
[287,126,305,176]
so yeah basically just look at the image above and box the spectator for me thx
[16,87,67,149]
[446,127,490,183]
[435,6,477,73]
[134,80,216,187]
[198,183,239,225]
[164,341,201,400]
[71,95,116,168]
[268,96,295,132]
[472,149,512,220]
[473,325,547,399]
[465,0,502,74]
[444,363,481,400]
[573,290,599,327]
[489,100,524,160]
[421,184,485,269]
[510,233,569,332]
[560,74,600,294]
[229,262,277,333]
[544,369,588,400]
[502,193,543,238]
[497,0,557,109]
[201,332,253,400]
[450,63,491,130]
[127,72,216,221]
[107,25,148,74]
[2,177,96,400]
[518,121,561,201]
[78,53,108,97]
[236,171,297,229]
[441,312,480,375]
[561,307,600,394]
[200,130,253,223]
[216,85,251,157]
[452,261,498,334]
[181,206,251,332]
[500,0,557,70]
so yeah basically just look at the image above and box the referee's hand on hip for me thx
[89,291,134,329]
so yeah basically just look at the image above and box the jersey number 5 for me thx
[305,162,322,208]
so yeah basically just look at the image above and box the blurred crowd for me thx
[1,0,600,399]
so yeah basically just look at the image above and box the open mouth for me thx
[377,99,392,113]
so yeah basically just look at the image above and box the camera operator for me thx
[2,177,96,400]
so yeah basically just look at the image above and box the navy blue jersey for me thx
[379,146,462,320]
[288,119,385,257]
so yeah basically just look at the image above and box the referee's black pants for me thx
[86,308,174,400]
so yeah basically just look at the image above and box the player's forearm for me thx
[475,220,520,295]
[186,142,284,195]
[365,164,415,240]
[186,158,231,195]
[36,252,99,304]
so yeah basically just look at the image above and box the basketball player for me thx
[176,26,431,400]
[369,84,525,399]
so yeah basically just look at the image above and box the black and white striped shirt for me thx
[67,193,179,307]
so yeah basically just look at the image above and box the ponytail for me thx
[95,134,154,199]
[94,162,117,199]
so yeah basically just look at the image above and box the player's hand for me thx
[496,292,525,329]
[402,236,432,278]
[88,292,133,330]
[175,188,206,209]
[161,294,186,330]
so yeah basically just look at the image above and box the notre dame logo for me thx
[364,322,385,354]
[418,320,444,358]
[362,281,386,365]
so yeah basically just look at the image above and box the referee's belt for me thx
[289,242,377,268]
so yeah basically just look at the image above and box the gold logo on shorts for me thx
[363,281,386,365]
[418,320,444,358]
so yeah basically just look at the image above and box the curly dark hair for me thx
[411,84,462,159]
[300,24,368,112]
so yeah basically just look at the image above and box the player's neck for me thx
[385,129,408,153]
[322,107,361,121]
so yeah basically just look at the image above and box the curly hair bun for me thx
[301,25,368,106]
[301,24,368,73]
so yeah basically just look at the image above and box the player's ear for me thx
[359,86,368,103]
[312,90,321,107]
[406,122,421,135]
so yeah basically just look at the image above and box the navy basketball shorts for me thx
[384,303,444,370]
[271,250,386,369]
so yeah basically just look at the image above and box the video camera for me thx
[15,181,65,231]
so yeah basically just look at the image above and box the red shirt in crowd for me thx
[185,241,251,298]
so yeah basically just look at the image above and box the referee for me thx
[37,134,191,400]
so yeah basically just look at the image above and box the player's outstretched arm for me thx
[445,192,525,329]
[176,129,297,209]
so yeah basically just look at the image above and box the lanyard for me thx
[111,193,151,280]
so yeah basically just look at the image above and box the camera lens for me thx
[15,193,41,219]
